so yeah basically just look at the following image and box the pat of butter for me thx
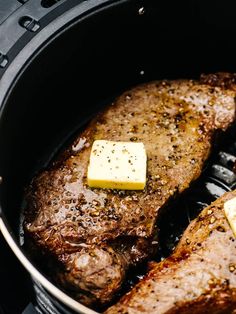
[87,140,147,190]
[224,197,236,237]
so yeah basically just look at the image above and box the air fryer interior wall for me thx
[1,0,236,297]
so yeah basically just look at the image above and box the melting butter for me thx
[87,140,147,190]
[224,197,236,237]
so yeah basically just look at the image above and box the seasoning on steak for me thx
[24,73,236,307]
[105,190,236,314]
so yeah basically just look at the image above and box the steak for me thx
[105,190,236,314]
[24,73,236,306]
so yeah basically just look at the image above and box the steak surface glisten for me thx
[105,190,236,314]
[24,73,236,306]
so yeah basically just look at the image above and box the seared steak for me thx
[24,73,236,306]
[105,190,236,314]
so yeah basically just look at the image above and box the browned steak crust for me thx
[105,190,236,314]
[24,73,236,306]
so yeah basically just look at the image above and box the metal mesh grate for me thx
[41,0,62,8]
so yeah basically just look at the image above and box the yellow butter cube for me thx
[87,140,147,190]
[224,197,236,237]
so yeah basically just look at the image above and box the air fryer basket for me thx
[1,0,236,313]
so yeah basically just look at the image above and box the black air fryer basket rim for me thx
[0,1,130,313]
